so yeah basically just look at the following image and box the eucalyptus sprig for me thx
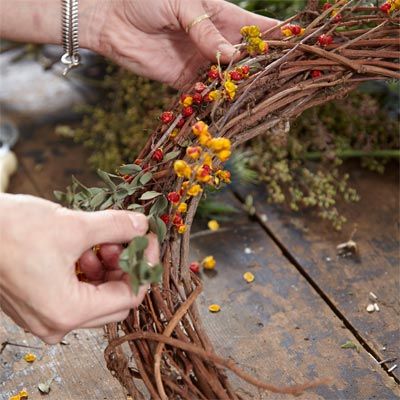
[119,236,163,295]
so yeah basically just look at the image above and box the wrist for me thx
[78,0,110,53]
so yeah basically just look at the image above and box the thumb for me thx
[66,209,148,255]
[179,1,237,62]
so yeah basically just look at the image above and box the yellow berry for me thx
[177,203,187,213]
[208,220,220,231]
[202,255,216,270]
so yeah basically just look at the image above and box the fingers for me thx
[79,249,104,281]
[61,209,148,256]
[74,234,160,325]
[99,244,124,270]
[213,0,281,38]
[177,0,237,62]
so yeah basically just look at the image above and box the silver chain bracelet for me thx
[61,0,80,76]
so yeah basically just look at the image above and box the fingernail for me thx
[218,43,236,58]
[128,213,148,233]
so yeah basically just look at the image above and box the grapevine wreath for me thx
[57,1,400,398]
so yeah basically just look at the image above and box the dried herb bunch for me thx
[246,84,400,229]
[58,2,399,398]
[71,67,173,171]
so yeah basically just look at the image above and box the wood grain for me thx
[233,163,400,381]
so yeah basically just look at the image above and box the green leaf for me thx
[132,236,149,254]
[149,215,167,243]
[118,164,142,175]
[97,169,116,190]
[149,264,163,283]
[90,190,107,209]
[341,340,359,352]
[54,190,66,202]
[139,191,161,201]
[140,172,153,185]
[127,204,145,212]
[164,150,181,162]
[149,195,168,216]
[130,275,140,296]
[99,196,113,210]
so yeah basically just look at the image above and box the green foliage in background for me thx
[230,0,307,19]
[70,66,173,171]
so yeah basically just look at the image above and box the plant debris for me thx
[243,272,255,283]
[208,304,221,313]
[341,340,359,352]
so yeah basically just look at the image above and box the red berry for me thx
[229,71,242,81]
[167,191,181,204]
[194,82,207,92]
[182,106,194,117]
[134,158,143,165]
[173,214,183,226]
[380,2,391,13]
[202,164,212,173]
[123,175,133,183]
[152,148,164,162]
[203,92,212,103]
[208,68,220,80]
[142,163,151,172]
[192,93,203,104]
[160,214,170,224]
[189,262,200,274]
[333,13,342,22]
[322,2,332,11]
[311,70,323,78]
[290,25,301,35]
[176,117,185,128]
[317,34,333,46]
[161,111,174,124]
[241,65,250,75]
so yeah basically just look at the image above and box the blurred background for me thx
[1,0,399,230]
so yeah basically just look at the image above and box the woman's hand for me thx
[1,0,279,87]
[0,194,159,344]
[86,0,279,87]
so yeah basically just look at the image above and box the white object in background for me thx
[0,147,18,192]
[0,120,19,193]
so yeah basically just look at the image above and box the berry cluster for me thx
[281,24,305,37]
[240,25,268,56]
[159,121,231,235]
[380,0,400,13]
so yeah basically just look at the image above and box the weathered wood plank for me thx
[191,191,399,399]
[233,163,400,380]
[9,120,99,200]
[0,313,126,400]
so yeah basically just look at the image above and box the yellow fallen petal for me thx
[243,271,255,283]
[9,395,21,400]
[19,389,28,399]
[23,353,36,363]
[202,255,216,270]
[208,220,220,231]
[208,304,221,313]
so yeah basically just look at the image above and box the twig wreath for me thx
[57,1,400,398]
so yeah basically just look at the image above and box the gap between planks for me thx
[230,187,400,385]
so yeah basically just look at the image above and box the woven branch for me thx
[97,3,399,399]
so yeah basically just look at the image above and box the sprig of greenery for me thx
[119,236,163,295]
[55,166,170,293]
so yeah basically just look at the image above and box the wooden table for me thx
[1,116,399,399]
